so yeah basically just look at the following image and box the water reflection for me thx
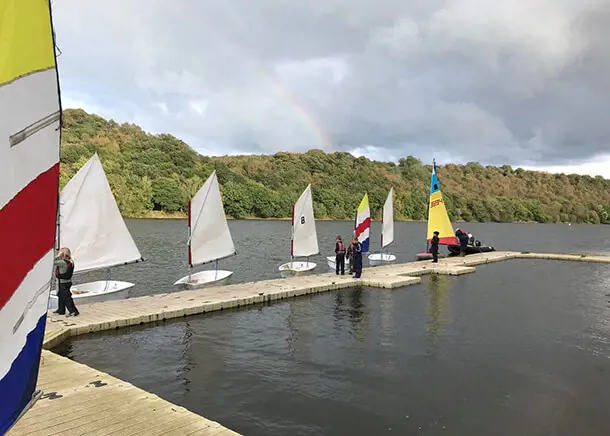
[286,298,315,356]
[178,322,194,394]
[332,288,369,342]
[378,291,394,348]
[425,275,453,354]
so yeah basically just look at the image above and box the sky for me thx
[52,0,610,177]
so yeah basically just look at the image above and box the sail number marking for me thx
[430,198,443,208]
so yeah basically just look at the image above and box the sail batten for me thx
[59,154,142,273]
[427,160,459,245]
[0,1,61,432]
[382,188,394,248]
[189,171,236,267]
[291,185,319,257]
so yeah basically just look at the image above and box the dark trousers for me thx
[57,282,78,314]
[353,256,363,278]
[431,249,438,263]
[335,254,345,275]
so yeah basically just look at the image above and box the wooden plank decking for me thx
[7,351,240,436]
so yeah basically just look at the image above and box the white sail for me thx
[59,154,142,273]
[189,171,235,266]
[382,188,394,248]
[291,184,319,257]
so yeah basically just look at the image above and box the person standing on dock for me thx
[54,248,79,316]
[346,241,354,274]
[455,228,468,257]
[335,235,346,275]
[351,236,363,278]
[430,231,440,263]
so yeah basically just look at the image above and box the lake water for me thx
[56,221,610,435]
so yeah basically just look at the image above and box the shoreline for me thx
[121,213,579,225]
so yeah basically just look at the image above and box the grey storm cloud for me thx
[53,0,610,167]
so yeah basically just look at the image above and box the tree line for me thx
[59,109,610,224]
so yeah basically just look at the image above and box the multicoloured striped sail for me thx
[355,193,370,252]
[427,160,458,245]
[0,1,61,433]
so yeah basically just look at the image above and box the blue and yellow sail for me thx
[427,160,458,245]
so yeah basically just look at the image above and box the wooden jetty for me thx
[7,351,240,436]
[8,250,609,436]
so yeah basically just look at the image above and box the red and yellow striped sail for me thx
[0,1,61,432]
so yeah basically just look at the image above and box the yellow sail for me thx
[427,160,458,245]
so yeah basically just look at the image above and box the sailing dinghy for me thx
[368,188,397,266]
[279,185,319,277]
[174,171,236,288]
[1,1,61,431]
[49,154,144,308]
[416,160,457,261]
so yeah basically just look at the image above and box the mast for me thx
[290,203,295,267]
[381,206,384,252]
[187,199,192,282]
[55,195,61,296]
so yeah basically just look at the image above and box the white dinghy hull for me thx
[278,261,317,278]
[326,255,351,270]
[173,269,233,289]
[368,253,397,267]
[48,280,134,309]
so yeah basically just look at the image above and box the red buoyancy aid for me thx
[337,241,346,254]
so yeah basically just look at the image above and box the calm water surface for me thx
[57,259,610,436]
[76,220,610,298]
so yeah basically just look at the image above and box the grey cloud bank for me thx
[54,0,610,172]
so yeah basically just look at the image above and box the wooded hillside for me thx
[60,109,610,224]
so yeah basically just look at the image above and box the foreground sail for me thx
[368,188,397,266]
[49,153,144,307]
[174,171,236,288]
[0,1,61,432]
[279,185,319,277]
[416,160,458,260]
[355,193,370,252]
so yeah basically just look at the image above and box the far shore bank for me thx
[121,213,582,225]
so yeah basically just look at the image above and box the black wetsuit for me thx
[430,235,439,263]
[54,257,79,315]
[352,241,363,278]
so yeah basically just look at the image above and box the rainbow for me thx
[193,23,333,151]
[355,193,370,252]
